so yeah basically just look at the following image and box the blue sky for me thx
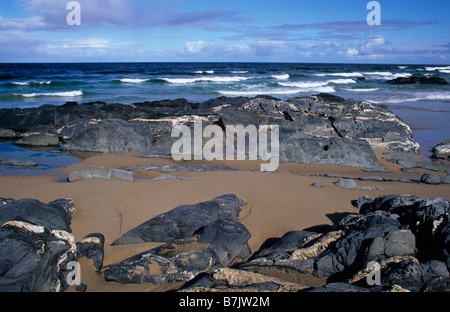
[0,0,449,63]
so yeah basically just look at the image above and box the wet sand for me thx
[0,150,448,292]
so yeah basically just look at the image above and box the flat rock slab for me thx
[68,167,134,182]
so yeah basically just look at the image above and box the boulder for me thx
[111,194,246,245]
[421,172,442,185]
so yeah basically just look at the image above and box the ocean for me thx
[0,62,449,168]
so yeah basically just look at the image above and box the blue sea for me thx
[0,62,449,170]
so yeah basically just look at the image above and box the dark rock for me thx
[421,172,442,185]
[105,219,251,284]
[61,119,151,153]
[386,76,448,85]
[304,282,370,292]
[0,220,77,292]
[0,198,74,232]
[381,259,449,292]
[111,194,246,245]
[76,233,105,273]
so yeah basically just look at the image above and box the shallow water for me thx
[0,142,81,176]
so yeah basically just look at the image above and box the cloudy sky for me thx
[0,0,449,63]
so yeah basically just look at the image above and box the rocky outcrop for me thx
[0,94,420,168]
[0,197,104,292]
[386,76,448,85]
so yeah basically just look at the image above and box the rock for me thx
[432,140,450,159]
[0,198,74,232]
[181,267,307,292]
[304,282,370,292]
[441,175,450,184]
[14,125,59,147]
[421,172,442,185]
[105,219,251,285]
[0,197,78,292]
[0,158,38,167]
[76,233,105,273]
[0,128,21,139]
[111,194,246,245]
[61,119,151,153]
[68,167,134,182]
[386,76,448,85]
[0,94,421,167]
[0,220,77,292]
[335,178,358,189]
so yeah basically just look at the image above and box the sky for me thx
[0,0,449,64]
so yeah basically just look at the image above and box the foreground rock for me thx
[0,197,104,292]
[221,194,450,292]
[0,94,420,169]
[112,194,246,245]
[105,219,251,284]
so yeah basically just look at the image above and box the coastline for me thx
[0,149,448,292]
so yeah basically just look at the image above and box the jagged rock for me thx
[105,219,251,284]
[76,233,105,273]
[112,194,246,245]
[0,198,74,232]
[0,220,78,292]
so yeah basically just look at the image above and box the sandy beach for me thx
[0,149,448,292]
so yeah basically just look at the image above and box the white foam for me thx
[120,78,149,83]
[425,66,450,71]
[161,76,250,84]
[344,88,379,92]
[363,72,412,79]
[327,79,357,84]
[17,90,83,98]
[398,66,408,69]
[231,70,248,74]
[11,80,51,86]
[194,70,214,74]
[218,86,335,96]
[279,81,328,88]
[271,74,290,80]
[439,69,450,74]
[314,72,364,78]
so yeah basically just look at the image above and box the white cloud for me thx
[346,48,359,57]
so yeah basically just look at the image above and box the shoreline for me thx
[0,149,448,292]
